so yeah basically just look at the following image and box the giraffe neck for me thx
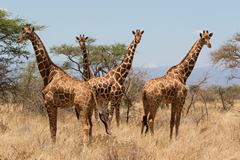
[114,40,137,84]
[168,39,203,84]
[30,33,55,86]
[81,46,94,81]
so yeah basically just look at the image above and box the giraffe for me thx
[141,30,213,139]
[83,30,144,127]
[76,34,102,121]
[76,35,95,81]
[16,24,108,143]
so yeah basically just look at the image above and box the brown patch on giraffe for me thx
[116,67,121,73]
[65,93,70,99]
[189,65,194,70]
[185,71,191,77]
[98,83,103,88]
[115,72,120,80]
[104,74,110,79]
[39,50,45,57]
[123,58,129,63]
[120,68,125,75]
[59,94,64,100]
[103,83,107,88]
[128,59,132,64]
[110,71,114,76]
[122,63,126,68]
[36,55,42,62]
[122,71,128,78]
[109,77,115,85]
[105,88,109,94]
[189,59,195,65]
[58,86,64,93]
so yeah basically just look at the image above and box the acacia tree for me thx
[209,32,240,81]
[0,9,45,101]
[49,38,127,79]
[16,58,45,114]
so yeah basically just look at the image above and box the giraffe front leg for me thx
[109,97,121,128]
[88,107,93,137]
[76,104,91,144]
[94,107,98,122]
[115,98,121,127]
[46,104,58,143]
[109,100,114,123]
[115,104,120,127]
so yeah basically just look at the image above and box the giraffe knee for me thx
[149,119,153,123]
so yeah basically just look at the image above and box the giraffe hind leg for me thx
[170,102,176,140]
[115,99,121,127]
[175,105,184,139]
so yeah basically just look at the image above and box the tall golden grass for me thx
[0,102,239,159]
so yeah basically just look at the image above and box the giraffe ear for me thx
[209,33,213,37]
[85,37,88,40]
[21,27,24,31]
[32,27,35,32]
[76,37,79,40]
[200,33,202,38]
[132,30,135,35]
[141,30,144,34]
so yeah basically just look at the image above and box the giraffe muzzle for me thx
[207,43,212,48]
[16,38,21,43]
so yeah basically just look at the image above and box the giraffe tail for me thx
[91,87,109,135]
[99,113,110,134]
[75,108,80,119]
[143,115,148,134]
[142,91,149,134]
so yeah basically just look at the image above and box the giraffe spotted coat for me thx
[16,24,108,143]
[141,30,213,139]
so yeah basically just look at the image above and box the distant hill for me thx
[145,66,239,87]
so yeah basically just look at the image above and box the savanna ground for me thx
[0,101,239,160]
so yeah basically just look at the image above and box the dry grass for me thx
[0,102,239,160]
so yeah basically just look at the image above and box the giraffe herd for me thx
[16,24,213,144]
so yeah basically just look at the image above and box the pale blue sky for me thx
[2,0,240,68]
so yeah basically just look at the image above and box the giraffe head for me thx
[132,30,144,44]
[16,24,35,43]
[199,30,213,48]
[76,35,88,49]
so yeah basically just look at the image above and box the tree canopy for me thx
[50,37,128,79]
[209,32,240,81]
[0,9,45,99]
